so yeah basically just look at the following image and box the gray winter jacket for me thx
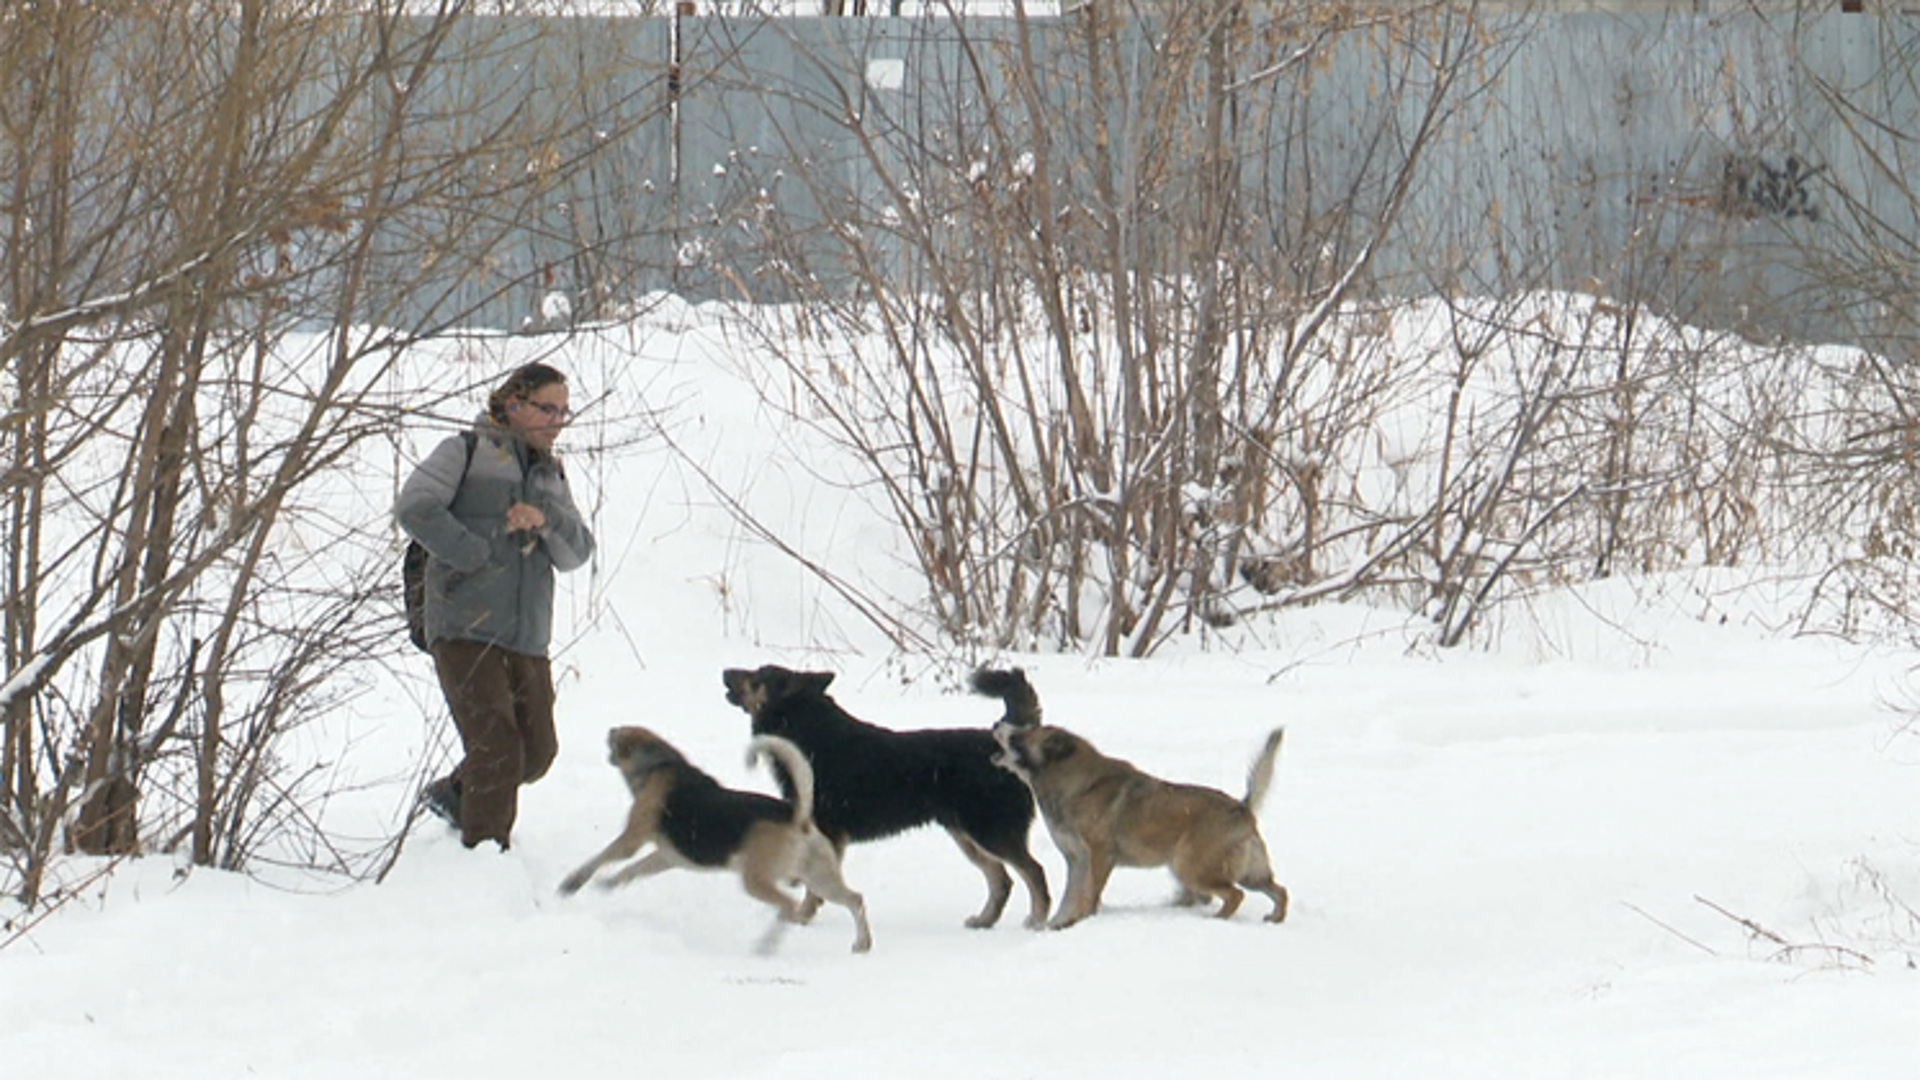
[395,416,595,657]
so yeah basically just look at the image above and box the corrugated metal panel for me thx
[372,11,1916,344]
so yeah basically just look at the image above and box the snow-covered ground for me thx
[2,303,1916,1079]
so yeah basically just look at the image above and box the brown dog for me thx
[557,726,873,954]
[973,668,1289,929]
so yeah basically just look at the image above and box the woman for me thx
[395,362,595,850]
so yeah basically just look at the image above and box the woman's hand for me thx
[506,502,547,533]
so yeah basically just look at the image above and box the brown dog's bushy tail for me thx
[1243,728,1286,813]
[969,667,1043,728]
[747,735,816,827]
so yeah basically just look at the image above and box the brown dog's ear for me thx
[1039,729,1077,764]
[612,728,682,768]
[607,726,661,762]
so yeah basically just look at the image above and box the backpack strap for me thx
[404,430,480,654]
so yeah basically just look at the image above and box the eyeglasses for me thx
[519,399,573,423]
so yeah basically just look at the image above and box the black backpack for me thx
[403,431,476,652]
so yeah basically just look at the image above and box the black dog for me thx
[721,664,1051,929]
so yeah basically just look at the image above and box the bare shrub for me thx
[704,3,1524,655]
[0,2,657,906]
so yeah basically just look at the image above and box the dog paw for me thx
[1042,901,1084,930]
[557,874,588,896]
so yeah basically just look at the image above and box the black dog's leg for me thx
[947,829,1014,928]
[964,822,1051,930]
[1001,847,1051,930]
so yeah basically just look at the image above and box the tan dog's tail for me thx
[970,667,1043,727]
[1243,727,1286,813]
[747,735,816,827]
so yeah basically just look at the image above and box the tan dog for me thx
[973,669,1289,929]
[557,726,873,954]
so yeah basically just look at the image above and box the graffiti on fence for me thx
[1717,153,1824,221]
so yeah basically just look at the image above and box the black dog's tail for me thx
[969,667,1043,728]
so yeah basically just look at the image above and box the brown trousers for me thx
[430,639,558,849]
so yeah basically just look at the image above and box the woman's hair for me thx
[486,362,568,423]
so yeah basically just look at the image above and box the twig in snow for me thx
[1695,893,1788,945]
[1695,894,1876,969]
[1622,900,1717,956]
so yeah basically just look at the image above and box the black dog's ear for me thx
[801,670,835,695]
